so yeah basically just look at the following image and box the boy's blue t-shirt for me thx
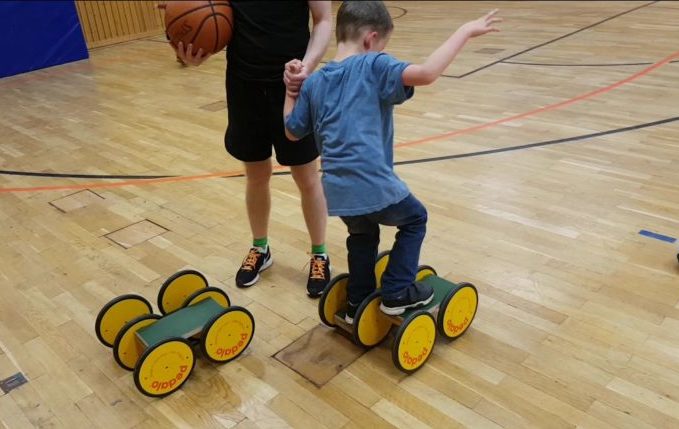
[285,52,414,217]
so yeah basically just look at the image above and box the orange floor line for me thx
[1,49,677,194]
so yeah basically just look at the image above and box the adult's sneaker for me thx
[307,254,330,298]
[235,246,272,288]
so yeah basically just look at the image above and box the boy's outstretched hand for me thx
[463,9,502,38]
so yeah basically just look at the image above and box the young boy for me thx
[284,1,501,321]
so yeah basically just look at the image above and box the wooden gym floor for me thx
[1,1,679,427]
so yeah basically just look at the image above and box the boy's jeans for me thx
[340,194,428,305]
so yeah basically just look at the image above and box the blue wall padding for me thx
[0,1,89,79]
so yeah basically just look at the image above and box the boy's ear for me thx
[364,31,379,50]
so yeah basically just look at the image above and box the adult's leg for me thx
[234,159,274,288]
[225,72,276,287]
[225,71,274,242]
[290,159,327,248]
[244,159,273,240]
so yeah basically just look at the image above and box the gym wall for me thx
[0,1,89,78]
[0,1,163,79]
[74,1,164,49]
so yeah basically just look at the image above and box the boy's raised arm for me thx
[403,10,501,86]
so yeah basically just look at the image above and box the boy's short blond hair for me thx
[336,1,394,43]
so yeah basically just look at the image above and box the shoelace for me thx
[309,257,327,280]
[241,249,261,272]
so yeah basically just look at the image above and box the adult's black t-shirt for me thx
[227,0,310,83]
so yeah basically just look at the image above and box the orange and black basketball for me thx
[164,1,233,55]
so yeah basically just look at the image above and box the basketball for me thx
[164,1,233,56]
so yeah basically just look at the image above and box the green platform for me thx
[137,298,223,348]
[400,275,459,319]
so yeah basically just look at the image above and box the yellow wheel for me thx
[374,251,390,288]
[392,311,436,374]
[182,287,230,309]
[353,291,392,347]
[416,265,437,281]
[318,273,349,327]
[201,306,255,363]
[134,338,194,397]
[438,282,478,340]
[95,294,153,348]
[157,270,208,314]
[113,314,160,371]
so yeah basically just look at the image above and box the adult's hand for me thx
[174,41,212,66]
[284,59,308,95]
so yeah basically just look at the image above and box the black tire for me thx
[375,250,391,287]
[113,314,161,370]
[416,264,437,279]
[352,290,392,348]
[436,282,478,340]
[200,306,255,364]
[391,310,436,374]
[133,337,195,398]
[95,294,153,348]
[181,286,230,309]
[318,273,350,327]
[157,269,208,314]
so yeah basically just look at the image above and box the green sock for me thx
[311,243,326,255]
[253,237,268,249]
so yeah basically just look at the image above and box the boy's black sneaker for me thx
[235,246,272,288]
[344,301,359,324]
[307,254,330,298]
[380,282,435,316]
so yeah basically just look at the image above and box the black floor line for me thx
[502,59,679,67]
[142,3,665,79]
[387,5,407,20]
[393,116,679,166]
[444,1,658,79]
[0,170,173,179]
[2,117,676,180]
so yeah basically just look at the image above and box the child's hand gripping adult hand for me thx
[284,59,307,98]
[462,9,502,38]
